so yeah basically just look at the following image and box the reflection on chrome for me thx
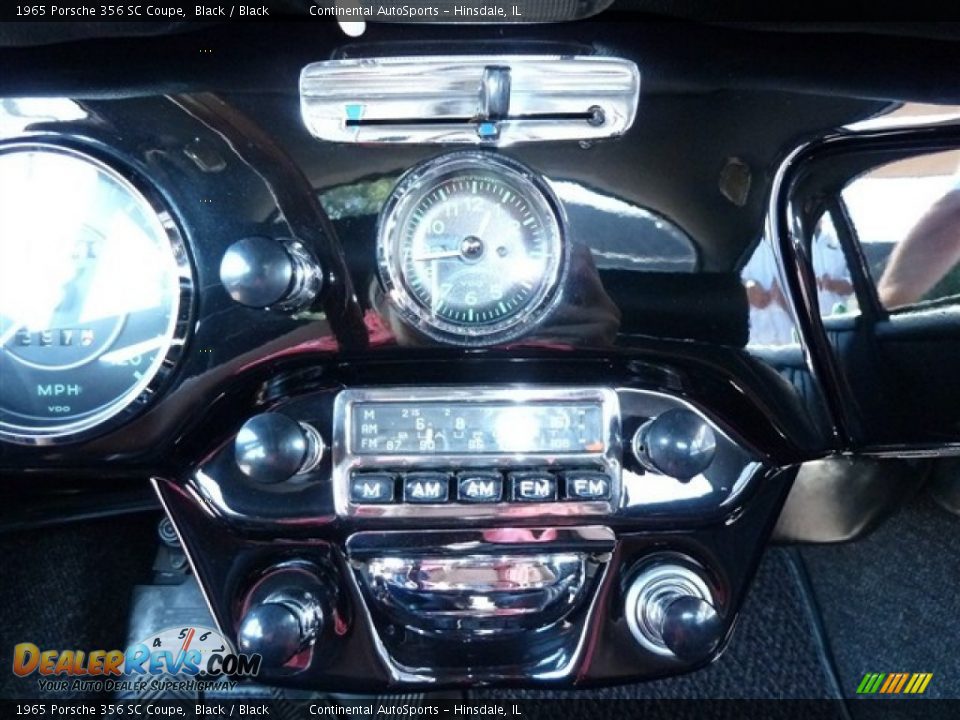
[354,552,593,636]
[844,101,960,132]
[0,97,87,137]
[623,469,714,505]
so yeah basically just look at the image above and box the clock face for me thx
[378,152,565,345]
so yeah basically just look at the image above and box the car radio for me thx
[159,381,768,687]
[331,386,622,518]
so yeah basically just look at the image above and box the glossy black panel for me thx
[154,464,795,689]
[0,22,890,470]
[0,18,890,692]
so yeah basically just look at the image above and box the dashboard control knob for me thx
[624,558,723,662]
[237,602,307,667]
[632,408,717,480]
[236,570,327,668]
[220,236,322,310]
[235,413,324,484]
[660,595,723,663]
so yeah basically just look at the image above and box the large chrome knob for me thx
[236,564,330,669]
[220,236,322,310]
[234,413,324,484]
[237,588,324,668]
[660,595,723,662]
[632,408,717,480]
[237,602,308,667]
[624,559,723,662]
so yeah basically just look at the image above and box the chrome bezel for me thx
[343,526,615,683]
[0,141,194,446]
[376,151,566,346]
[299,55,640,145]
[332,385,621,519]
[624,557,714,658]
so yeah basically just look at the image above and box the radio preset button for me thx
[403,472,450,503]
[457,472,503,503]
[349,473,396,503]
[562,471,612,500]
[510,471,558,502]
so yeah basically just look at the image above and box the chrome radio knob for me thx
[624,559,723,662]
[220,236,322,310]
[632,408,717,481]
[237,573,326,668]
[234,413,324,484]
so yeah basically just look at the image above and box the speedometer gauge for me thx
[378,153,565,345]
[0,143,192,444]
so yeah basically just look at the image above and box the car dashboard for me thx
[1,15,949,695]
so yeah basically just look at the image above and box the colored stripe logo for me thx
[856,672,933,694]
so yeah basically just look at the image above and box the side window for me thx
[810,212,858,319]
[842,149,960,311]
[742,237,799,348]
[742,216,857,350]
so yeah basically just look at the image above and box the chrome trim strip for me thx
[345,525,617,555]
[846,445,960,459]
[624,559,713,658]
[843,103,960,132]
[332,386,622,518]
[299,55,639,145]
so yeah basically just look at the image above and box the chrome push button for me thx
[349,473,396,503]
[510,471,558,502]
[562,471,612,500]
[457,472,503,503]
[403,472,450,503]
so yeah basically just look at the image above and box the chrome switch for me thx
[220,236,322,311]
[624,557,723,662]
[236,564,330,669]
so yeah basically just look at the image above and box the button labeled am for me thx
[457,472,503,503]
[403,473,450,503]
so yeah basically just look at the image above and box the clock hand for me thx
[412,250,462,261]
[476,211,493,238]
